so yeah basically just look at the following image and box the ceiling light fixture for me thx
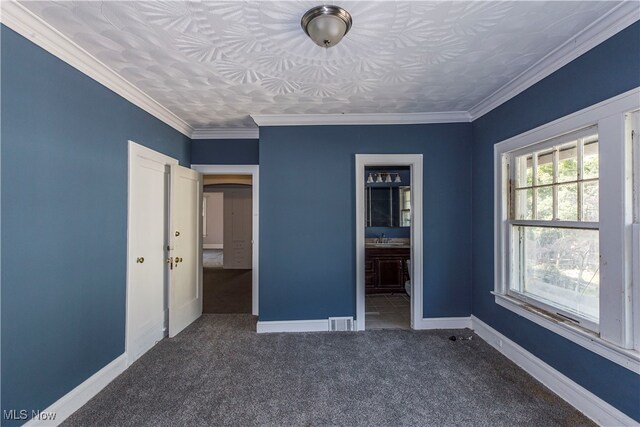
[301,5,352,48]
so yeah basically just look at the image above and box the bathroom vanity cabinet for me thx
[365,247,410,294]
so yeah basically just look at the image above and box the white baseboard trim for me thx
[258,317,473,333]
[24,354,128,426]
[257,319,329,333]
[203,244,223,249]
[470,315,637,427]
[413,316,472,330]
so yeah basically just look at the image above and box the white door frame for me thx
[126,141,178,364]
[355,154,423,331]
[191,164,260,316]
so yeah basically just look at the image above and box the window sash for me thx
[507,223,600,332]
[509,137,599,223]
[506,126,601,332]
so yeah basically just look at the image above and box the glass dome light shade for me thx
[301,5,352,49]
[306,15,347,47]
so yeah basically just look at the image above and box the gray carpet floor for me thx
[63,315,593,427]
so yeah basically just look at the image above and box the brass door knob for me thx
[136,257,144,263]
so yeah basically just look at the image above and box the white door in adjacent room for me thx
[168,164,203,337]
[223,187,253,269]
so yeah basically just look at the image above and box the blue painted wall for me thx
[259,124,472,321]
[1,26,190,425]
[471,22,640,421]
[191,138,259,164]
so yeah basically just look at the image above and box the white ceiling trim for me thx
[191,128,259,140]
[468,2,640,120]
[251,111,472,127]
[0,0,194,137]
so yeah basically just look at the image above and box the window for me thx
[508,128,600,331]
[493,89,640,371]
[400,187,411,227]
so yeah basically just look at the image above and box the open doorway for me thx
[364,166,412,329]
[192,165,260,316]
[356,154,423,331]
[202,174,252,314]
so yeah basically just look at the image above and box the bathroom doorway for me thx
[364,166,412,329]
[355,154,424,331]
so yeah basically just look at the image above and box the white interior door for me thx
[127,143,175,363]
[223,188,252,269]
[169,164,203,337]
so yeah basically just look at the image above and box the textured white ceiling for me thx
[21,1,619,129]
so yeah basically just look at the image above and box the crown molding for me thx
[2,0,635,133]
[191,127,259,140]
[250,111,471,127]
[468,3,640,120]
[0,0,194,137]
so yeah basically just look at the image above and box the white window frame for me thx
[507,128,600,332]
[494,88,640,373]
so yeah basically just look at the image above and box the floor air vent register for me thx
[329,317,355,332]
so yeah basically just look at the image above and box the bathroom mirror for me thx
[365,186,411,227]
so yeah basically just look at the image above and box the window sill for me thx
[493,292,640,373]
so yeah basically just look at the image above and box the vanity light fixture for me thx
[366,172,402,184]
[301,5,353,48]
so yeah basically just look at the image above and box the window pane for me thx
[536,187,553,220]
[558,144,577,183]
[513,226,599,323]
[583,181,599,221]
[515,154,533,188]
[583,141,599,179]
[401,210,411,227]
[557,183,578,221]
[537,151,554,185]
[515,188,533,220]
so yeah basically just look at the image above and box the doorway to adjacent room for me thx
[364,165,412,330]
[202,175,252,314]
[192,165,260,316]
[355,154,423,331]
